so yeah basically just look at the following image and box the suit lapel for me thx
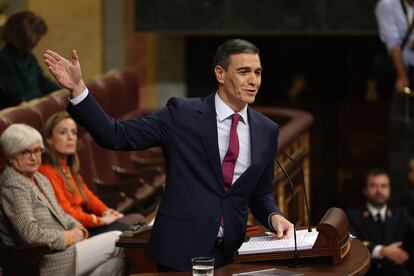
[247,107,262,167]
[196,94,225,192]
[384,208,396,244]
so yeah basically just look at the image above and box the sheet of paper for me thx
[238,229,318,255]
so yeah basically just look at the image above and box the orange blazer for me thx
[39,162,108,228]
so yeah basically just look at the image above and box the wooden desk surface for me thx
[131,239,370,276]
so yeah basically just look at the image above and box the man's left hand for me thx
[270,214,294,239]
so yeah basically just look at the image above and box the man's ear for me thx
[214,65,225,84]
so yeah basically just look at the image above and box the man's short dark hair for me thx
[364,168,389,187]
[213,39,260,71]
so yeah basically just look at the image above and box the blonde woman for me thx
[39,112,143,236]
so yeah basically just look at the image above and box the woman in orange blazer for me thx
[39,111,143,236]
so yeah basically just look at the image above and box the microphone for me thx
[280,151,312,233]
[275,156,301,268]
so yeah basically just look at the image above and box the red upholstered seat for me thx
[111,68,139,111]
[86,78,114,117]
[76,137,98,194]
[0,106,43,132]
[48,89,70,107]
[80,133,162,214]
[100,73,129,118]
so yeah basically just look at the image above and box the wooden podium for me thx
[234,207,351,265]
[120,207,371,275]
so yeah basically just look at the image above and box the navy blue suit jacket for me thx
[68,92,280,271]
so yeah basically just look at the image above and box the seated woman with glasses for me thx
[38,112,144,236]
[0,124,127,275]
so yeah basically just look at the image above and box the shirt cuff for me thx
[69,88,89,105]
[268,212,279,231]
[372,245,384,259]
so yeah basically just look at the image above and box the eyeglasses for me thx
[16,147,44,159]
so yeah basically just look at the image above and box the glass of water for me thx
[192,257,214,276]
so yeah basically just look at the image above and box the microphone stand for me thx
[275,156,302,268]
[281,152,312,233]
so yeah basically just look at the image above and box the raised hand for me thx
[44,49,86,97]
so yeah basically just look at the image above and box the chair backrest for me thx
[0,106,43,132]
[100,73,129,118]
[86,78,114,117]
[76,135,99,194]
[29,96,66,125]
[111,68,139,111]
[84,133,119,182]
[48,89,70,107]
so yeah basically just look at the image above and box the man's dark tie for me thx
[375,213,383,224]
[222,113,240,191]
[375,213,385,243]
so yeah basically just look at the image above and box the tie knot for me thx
[231,113,240,125]
[375,213,382,223]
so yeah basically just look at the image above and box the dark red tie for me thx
[222,113,240,191]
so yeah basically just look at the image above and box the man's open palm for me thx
[44,49,84,94]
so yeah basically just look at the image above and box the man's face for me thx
[215,53,262,112]
[363,174,390,208]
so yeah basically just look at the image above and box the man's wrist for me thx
[70,80,87,98]
[268,212,280,231]
[69,87,89,105]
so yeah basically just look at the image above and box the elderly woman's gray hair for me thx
[0,124,44,157]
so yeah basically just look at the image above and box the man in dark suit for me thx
[43,39,293,271]
[347,168,414,276]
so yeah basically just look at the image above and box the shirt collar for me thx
[215,92,248,124]
[366,202,387,220]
